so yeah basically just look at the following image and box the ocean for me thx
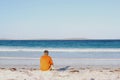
[0,40,120,67]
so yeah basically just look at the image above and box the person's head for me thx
[44,50,49,56]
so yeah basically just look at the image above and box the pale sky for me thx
[0,0,120,39]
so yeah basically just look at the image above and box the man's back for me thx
[40,55,53,71]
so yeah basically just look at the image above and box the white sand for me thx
[0,67,120,80]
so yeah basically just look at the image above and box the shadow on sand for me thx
[57,66,70,71]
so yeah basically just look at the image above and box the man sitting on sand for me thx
[40,50,54,71]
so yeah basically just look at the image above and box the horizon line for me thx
[0,38,120,40]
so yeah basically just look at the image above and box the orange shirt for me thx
[40,55,53,71]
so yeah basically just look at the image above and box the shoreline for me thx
[0,58,120,68]
[0,63,120,70]
[1,56,120,60]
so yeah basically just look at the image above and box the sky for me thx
[0,0,120,39]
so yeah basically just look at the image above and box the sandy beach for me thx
[0,56,120,80]
[0,66,120,80]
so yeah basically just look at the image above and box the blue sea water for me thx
[0,40,120,49]
[0,40,120,56]
[0,40,120,66]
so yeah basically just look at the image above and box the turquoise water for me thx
[0,40,120,49]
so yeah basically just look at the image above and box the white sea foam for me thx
[0,48,120,52]
[0,57,120,60]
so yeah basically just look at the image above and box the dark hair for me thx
[44,50,49,53]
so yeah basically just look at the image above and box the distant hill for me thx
[63,38,89,40]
